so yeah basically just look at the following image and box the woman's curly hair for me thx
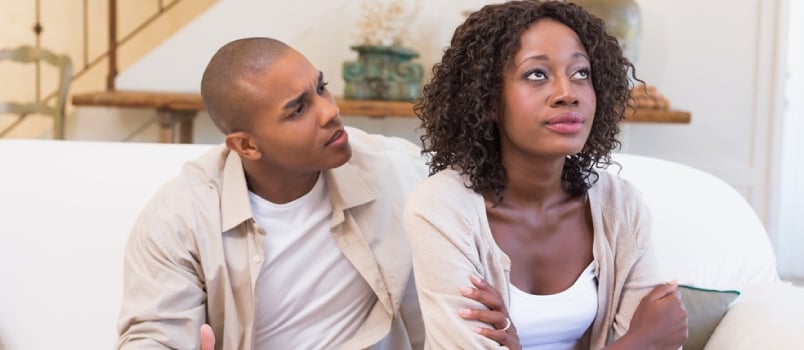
[415,0,637,199]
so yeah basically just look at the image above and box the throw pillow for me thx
[678,284,740,350]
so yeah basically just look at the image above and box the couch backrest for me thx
[0,140,213,350]
[608,153,780,290]
[0,140,780,349]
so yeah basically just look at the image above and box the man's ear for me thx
[225,132,262,160]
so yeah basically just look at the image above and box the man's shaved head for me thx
[201,37,290,134]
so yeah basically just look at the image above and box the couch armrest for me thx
[704,282,804,349]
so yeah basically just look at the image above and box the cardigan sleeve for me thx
[610,189,665,341]
[403,173,508,350]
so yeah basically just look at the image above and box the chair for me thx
[0,45,72,139]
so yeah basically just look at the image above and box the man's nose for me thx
[317,95,341,127]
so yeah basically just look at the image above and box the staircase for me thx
[0,0,218,139]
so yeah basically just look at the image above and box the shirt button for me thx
[253,255,262,263]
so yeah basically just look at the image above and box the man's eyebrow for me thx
[282,72,324,111]
[283,91,307,110]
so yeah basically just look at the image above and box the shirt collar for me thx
[219,151,376,232]
[220,150,252,232]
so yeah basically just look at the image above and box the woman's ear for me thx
[225,132,261,160]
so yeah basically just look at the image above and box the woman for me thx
[405,1,687,349]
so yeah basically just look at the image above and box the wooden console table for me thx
[72,90,691,143]
[72,90,204,143]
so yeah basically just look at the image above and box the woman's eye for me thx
[525,70,547,81]
[573,69,591,80]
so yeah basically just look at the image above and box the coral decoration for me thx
[356,0,420,46]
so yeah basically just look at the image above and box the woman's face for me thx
[498,18,596,162]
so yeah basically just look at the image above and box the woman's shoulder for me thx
[411,169,478,201]
[406,169,483,219]
[412,168,475,197]
[591,169,653,248]
[590,169,644,211]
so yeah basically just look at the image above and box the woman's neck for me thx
[496,154,569,210]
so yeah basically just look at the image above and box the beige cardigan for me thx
[403,169,662,349]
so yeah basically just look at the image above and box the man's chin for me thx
[327,145,352,169]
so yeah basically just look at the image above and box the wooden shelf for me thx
[335,98,418,118]
[71,90,691,143]
[337,97,691,124]
[72,90,204,111]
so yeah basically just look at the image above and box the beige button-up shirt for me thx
[117,128,427,350]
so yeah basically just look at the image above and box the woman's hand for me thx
[460,275,521,350]
[622,281,688,350]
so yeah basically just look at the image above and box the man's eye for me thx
[317,81,329,93]
[291,104,304,117]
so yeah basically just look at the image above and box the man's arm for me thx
[116,207,207,349]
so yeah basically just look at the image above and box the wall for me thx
[775,0,804,281]
[107,0,786,227]
[620,0,784,227]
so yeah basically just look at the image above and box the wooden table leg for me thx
[157,109,198,143]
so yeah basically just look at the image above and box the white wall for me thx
[77,0,786,229]
[621,0,784,224]
[776,0,804,281]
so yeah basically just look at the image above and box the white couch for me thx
[0,139,802,349]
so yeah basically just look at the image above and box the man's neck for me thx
[242,160,321,204]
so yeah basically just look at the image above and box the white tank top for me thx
[509,261,598,350]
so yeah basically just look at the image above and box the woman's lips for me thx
[545,113,584,134]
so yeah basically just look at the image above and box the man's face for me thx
[240,49,351,175]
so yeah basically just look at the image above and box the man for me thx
[117,37,426,349]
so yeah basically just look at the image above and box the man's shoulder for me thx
[345,127,427,178]
[346,127,421,160]
[143,145,228,219]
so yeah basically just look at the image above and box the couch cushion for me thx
[704,282,804,350]
[0,140,213,350]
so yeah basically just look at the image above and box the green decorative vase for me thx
[574,0,641,64]
[343,45,423,100]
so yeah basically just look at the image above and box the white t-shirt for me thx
[249,173,376,349]
[509,261,598,350]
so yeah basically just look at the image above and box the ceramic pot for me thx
[342,45,423,100]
